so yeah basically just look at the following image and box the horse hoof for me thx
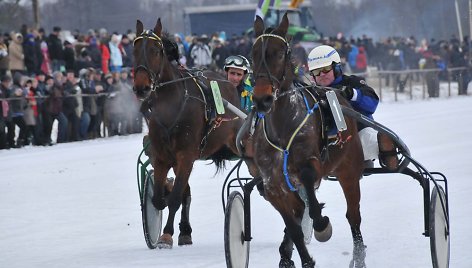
[302,260,316,268]
[279,258,295,268]
[157,234,173,249]
[178,234,193,246]
[314,220,332,242]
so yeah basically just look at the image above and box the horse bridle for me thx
[133,29,166,92]
[252,33,291,98]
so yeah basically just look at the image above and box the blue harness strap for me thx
[261,89,319,192]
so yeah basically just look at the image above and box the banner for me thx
[255,0,282,19]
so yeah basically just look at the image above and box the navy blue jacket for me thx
[330,74,379,120]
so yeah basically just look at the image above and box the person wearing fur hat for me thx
[8,33,25,77]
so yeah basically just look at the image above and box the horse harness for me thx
[251,80,352,191]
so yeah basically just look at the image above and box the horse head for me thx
[133,19,165,99]
[251,13,294,113]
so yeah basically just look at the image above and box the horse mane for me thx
[160,31,180,64]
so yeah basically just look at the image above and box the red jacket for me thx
[100,43,110,74]
[356,47,368,71]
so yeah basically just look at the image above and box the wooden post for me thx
[32,0,40,29]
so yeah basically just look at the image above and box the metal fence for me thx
[349,67,469,102]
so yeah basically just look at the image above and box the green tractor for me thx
[247,3,322,51]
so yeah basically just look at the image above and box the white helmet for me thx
[224,55,250,74]
[307,45,341,71]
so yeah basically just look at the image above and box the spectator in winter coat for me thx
[43,71,68,143]
[63,70,80,141]
[190,36,212,68]
[211,39,229,71]
[8,33,26,77]
[37,31,52,75]
[6,73,27,147]
[86,38,102,70]
[0,75,12,149]
[120,35,133,68]
[78,68,96,140]
[47,26,65,72]
[109,34,123,76]
[0,36,10,77]
[173,33,187,67]
[99,38,110,75]
[355,46,368,73]
[23,33,39,76]
[23,79,38,145]
[63,41,76,74]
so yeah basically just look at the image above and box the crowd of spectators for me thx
[0,25,143,149]
[318,33,470,96]
[0,24,470,149]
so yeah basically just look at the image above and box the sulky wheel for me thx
[224,191,250,268]
[141,171,163,249]
[430,185,450,268]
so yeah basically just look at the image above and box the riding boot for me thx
[377,132,399,171]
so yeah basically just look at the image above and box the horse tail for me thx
[209,146,237,174]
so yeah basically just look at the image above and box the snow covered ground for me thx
[1,95,471,267]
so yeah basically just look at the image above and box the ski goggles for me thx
[310,65,333,76]
[224,56,246,67]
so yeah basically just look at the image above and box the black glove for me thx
[340,86,354,100]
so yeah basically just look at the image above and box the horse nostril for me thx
[254,95,274,113]
[133,85,150,98]
[262,95,274,109]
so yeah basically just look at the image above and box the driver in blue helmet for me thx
[223,55,253,113]
[307,45,398,170]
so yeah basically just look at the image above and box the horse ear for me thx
[254,15,264,38]
[154,18,162,37]
[136,20,144,35]
[276,13,289,36]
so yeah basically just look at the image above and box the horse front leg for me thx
[151,163,171,211]
[271,192,315,268]
[301,165,332,242]
[178,184,192,246]
[157,158,194,249]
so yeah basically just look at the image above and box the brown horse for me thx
[133,19,243,249]
[249,14,366,267]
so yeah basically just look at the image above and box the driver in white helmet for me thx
[307,45,398,170]
[223,55,253,112]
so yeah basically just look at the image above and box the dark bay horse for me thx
[249,14,366,267]
[133,19,243,249]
